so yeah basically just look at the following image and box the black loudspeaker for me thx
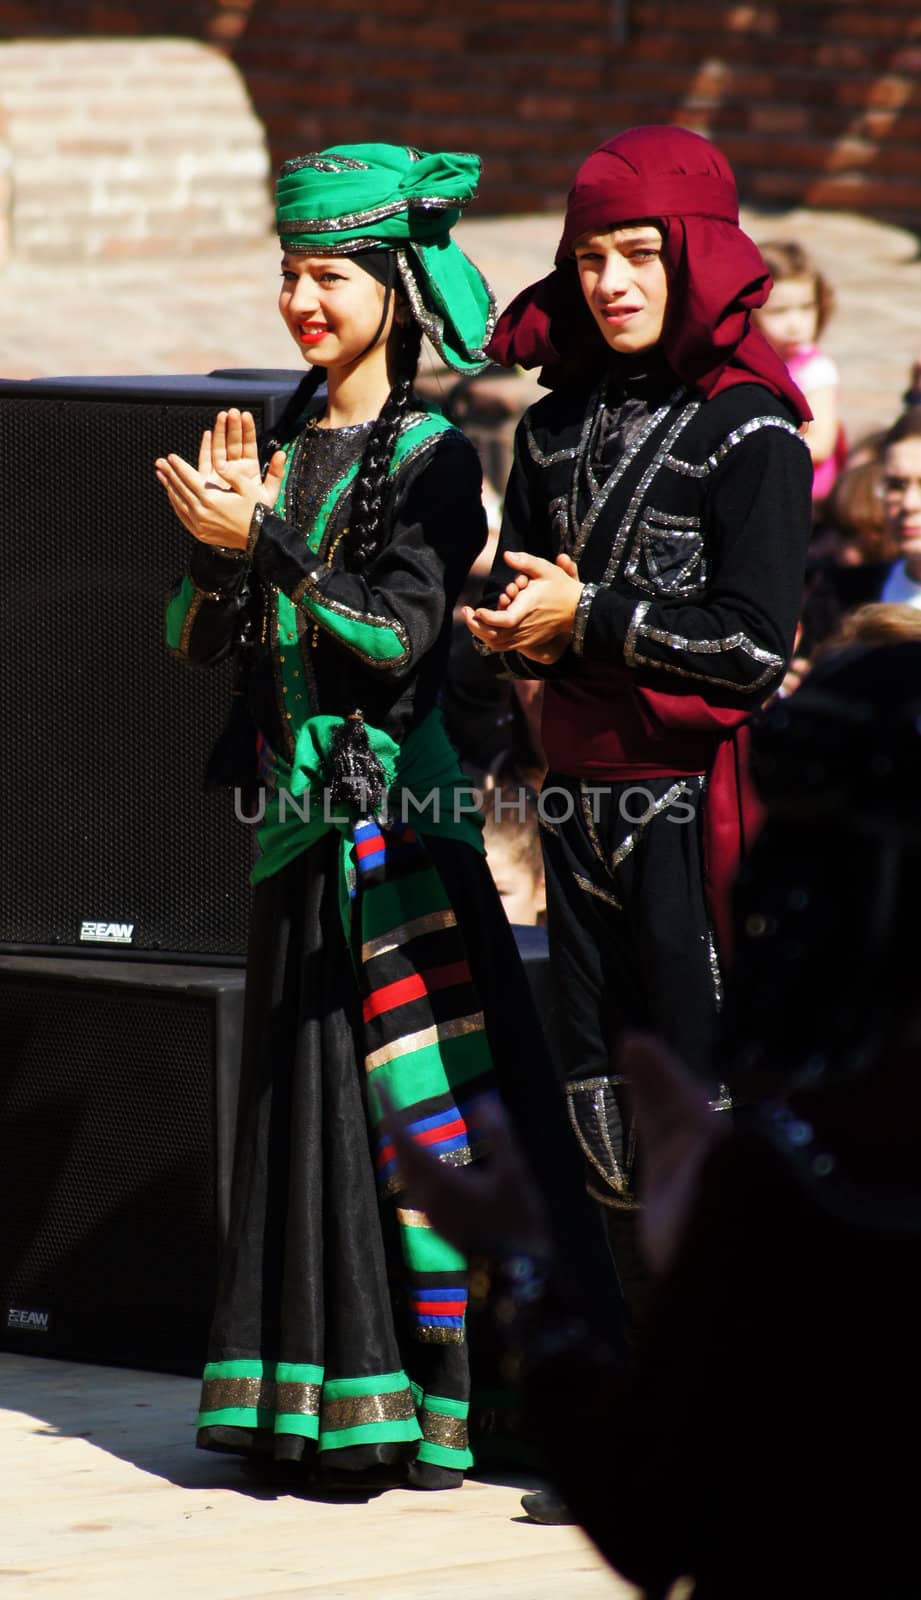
[0,955,245,1374]
[0,371,302,961]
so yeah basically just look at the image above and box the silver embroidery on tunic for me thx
[624,513,707,598]
[571,581,599,657]
[524,420,580,467]
[549,495,571,547]
[601,400,702,585]
[630,620,784,692]
[623,599,651,667]
[569,388,686,563]
[662,415,804,477]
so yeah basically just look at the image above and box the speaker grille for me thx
[0,380,296,958]
[0,963,242,1373]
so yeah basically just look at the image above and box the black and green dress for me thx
[166,400,607,1484]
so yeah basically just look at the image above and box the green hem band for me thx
[318,1418,422,1450]
[321,1371,408,1400]
[417,1440,474,1470]
[197,1406,277,1429]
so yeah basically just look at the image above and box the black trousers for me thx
[539,771,720,1086]
[539,772,721,1322]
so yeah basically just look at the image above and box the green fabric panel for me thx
[390,413,453,463]
[417,1439,474,1470]
[420,1392,469,1421]
[289,415,451,660]
[298,592,409,661]
[201,1358,324,1383]
[368,1032,492,1112]
[358,864,450,941]
[400,1223,467,1276]
[165,576,196,650]
[273,1414,321,1439]
[249,708,484,925]
[275,1361,324,1385]
[202,1358,267,1380]
[321,1371,409,1400]
[318,1418,422,1451]
[196,1406,276,1429]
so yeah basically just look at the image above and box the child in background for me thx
[481,785,546,928]
[754,239,845,503]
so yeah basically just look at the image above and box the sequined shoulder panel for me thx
[662,415,806,478]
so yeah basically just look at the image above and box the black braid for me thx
[346,320,423,572]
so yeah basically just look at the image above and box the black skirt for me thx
[197,831,621,1485]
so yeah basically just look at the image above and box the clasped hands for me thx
[155,408,288,551]
[462,550,583,665]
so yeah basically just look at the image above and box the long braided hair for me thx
[346,314,423,572]
[327,283,425,812]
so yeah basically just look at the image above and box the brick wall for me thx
[229,0,921,222]
[0,38,271,259]
[1,1,920,225]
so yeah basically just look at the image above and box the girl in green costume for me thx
[157,145,610,1491]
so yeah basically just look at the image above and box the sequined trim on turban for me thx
[275,143,496,374]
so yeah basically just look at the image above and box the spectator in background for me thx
[812,599,921,655]
[481,785,546,928]
[875,407,921,607]
[754,239,846,505]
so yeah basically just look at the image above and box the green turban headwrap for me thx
[275,143,496,374]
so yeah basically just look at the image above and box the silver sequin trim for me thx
[549,494,571,547]
[570,388,684,563]
[573,872,622,909]
[708,926,724,1011]
[571,581,598,657]
[624,514,707,598]
[283,237,395,257]
[631,619,784,693]
[283,194,461,236]
[280,154,371,175]
[623,599,651,667]
[609,779,691,873]
[524,419,580,467]
[177,589,206,658]
[292,571,411,670]
[566,1077,635,1199]
[637,509,701,529]
[580,782,610,874]
[662,415,804,478]
[601,400,702,585]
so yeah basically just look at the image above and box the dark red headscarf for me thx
[488,125,810,421]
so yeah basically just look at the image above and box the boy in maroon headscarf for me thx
[465,127,813,1335]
